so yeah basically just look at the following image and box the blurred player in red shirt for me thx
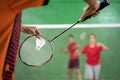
[79,34,108,80]
[61,35,82,80]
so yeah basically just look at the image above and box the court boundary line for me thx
[23,24,120,28]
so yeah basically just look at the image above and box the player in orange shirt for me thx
[0,0,49,80]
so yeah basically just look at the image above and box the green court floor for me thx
[15,0,120,80]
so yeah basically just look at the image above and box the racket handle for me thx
[81,0,110,22]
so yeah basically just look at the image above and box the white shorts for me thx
[85,64,101,80]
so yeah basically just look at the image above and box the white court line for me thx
[23,24,120,28]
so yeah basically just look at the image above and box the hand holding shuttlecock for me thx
[35,37,45,51]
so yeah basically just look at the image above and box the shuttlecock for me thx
[80,32,86,41]
[35,37,45,51]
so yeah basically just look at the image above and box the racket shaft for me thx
[50,21,79,41]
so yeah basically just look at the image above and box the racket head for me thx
[19,35,54,67]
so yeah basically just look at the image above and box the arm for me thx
[21,25,40,35]
[84,0,99,11]
[76,51,83,57]
[60,48,69,54]
[97,43,109,52]
[80,0,100,21]
[77,45,87,57]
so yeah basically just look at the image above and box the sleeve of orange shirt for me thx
[7,0,49,13]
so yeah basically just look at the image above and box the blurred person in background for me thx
[78,34,108,80]
[61,35,82,80]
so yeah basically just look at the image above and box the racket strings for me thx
[19,35,53,67]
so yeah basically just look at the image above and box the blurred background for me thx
[15,0,120,80]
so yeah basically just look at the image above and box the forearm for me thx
[76,51,82,57]
[84,0,99,11]
[63,50,68,54]
[21,25,40,35]
[102,45,109,51]
[21,25,32,34]
[60,49,68,54]
[99,43,109,51]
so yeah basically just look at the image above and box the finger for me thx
[92,11,100,17]
[92,14,96,17]
[35,29,40,35]
[80,17,85,22]
[33,31,40,39]
[95,11,100,15]
[80,13,86,22]
[83,5,89,11]
[36,35,40,39]
[32,30,36,35]
[34,29,40,39]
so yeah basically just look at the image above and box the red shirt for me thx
[82,44,103,65]
[68,42,79,60]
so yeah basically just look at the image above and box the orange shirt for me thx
[0,0,45,80]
